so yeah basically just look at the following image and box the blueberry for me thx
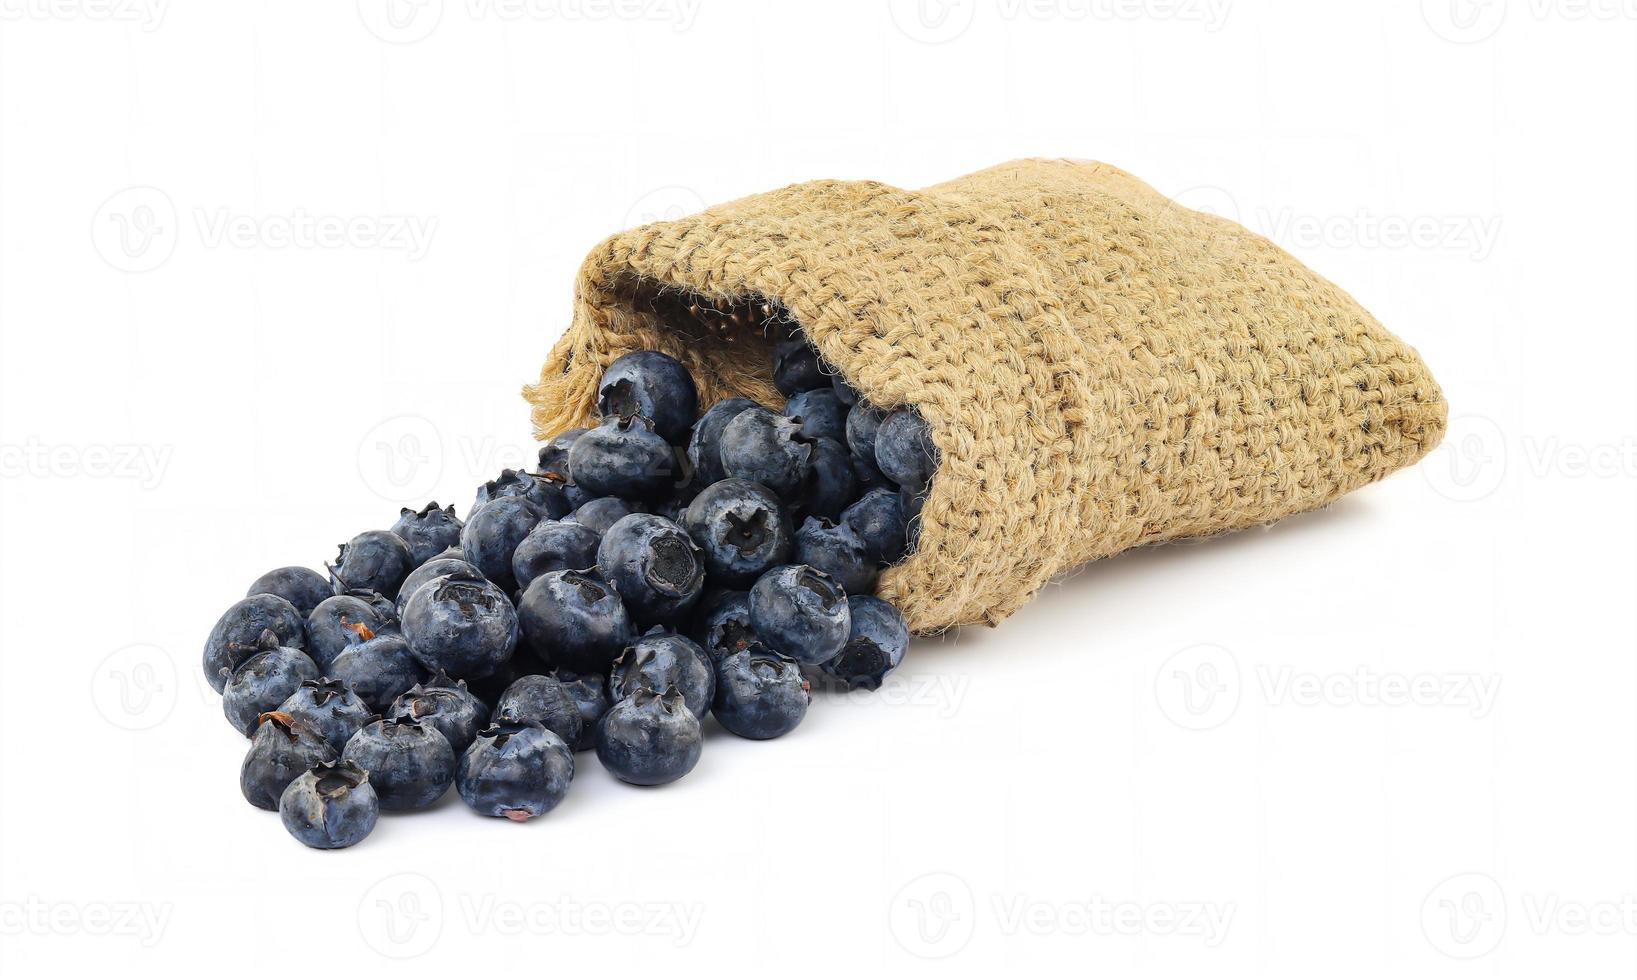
[342,717,456,811]
[329,530,415,600]
[247,566,333,619]
[511,520,601,591]
[537,428,587,481]
[794,516,877,595]
[841,487,908,564]
[400,568,518,680]
[719,408,813,501]
[784,389,848,443]
[797,436,857,521]
[390,672,489,754]
[517,569,635,674]
[460,496,543,593]
[278,677,374,754]
[874,408,938,493]
[568,414,676,503]
[596,514,704,626]
[850,452,892,494]
[330,625,426,713]
[844,402,888,462]
[390,502,465,567]
[610,628,714,720]
[688,589,757,666]
[241,711,336,810]
[748,565,851,665]
[597,350,699,444]
[687,397,759,487]
[713,646,811,740]
[457,722,575,821]
[222,632,320,735]
[475,469,571,520]
[305,590,395,672]
[596,687,703,786]
[681,480,793,587]
[203,594,306,693]
[492,674,584,748]
[395,554,481,617]
[553,670,610,751]
[772,338,828,395]
[832,374,860,407]
[279,760,379,849]
[565,496,640,536]
[820,595,910,691]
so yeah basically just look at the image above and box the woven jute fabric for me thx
[524,159,1447,633]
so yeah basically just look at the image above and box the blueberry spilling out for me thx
[206,334,930,844]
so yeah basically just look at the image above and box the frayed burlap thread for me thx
[524,159,1447,633]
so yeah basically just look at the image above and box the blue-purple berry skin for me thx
[305,591,395,672]
[395,555,481,617]
[688,397,759,487]
[820,595,910,691]
[278,678,374,755]
[784,388,848,443]
[460,496,543,594]
[565,496,640,536]
[390,502,465,566]
[203,593,306,693]
[842,487,908,564]
[391,673,489,755]
[688,589,757,666]
[772,338,828,396]
[493,673,585,749]
[596,688,703,786]
[517,569,635,675]
[748,564,851,665]
[845,403,888,462]
[475,470,570,521]
[597,350,699,445]
[400,569,518,681]
[610,628,715,720]
[241,711,336,810]
[874,408,938,493]
[794,517,878,596]
[596,514,705,627]
[279,761,378,849]
[553,670,611,751]
[342,718,456,811]
[222,638,320,735]
[512,520,602,591]
[331,530,416,600]
[330,629,425,714]
[719,408,813,501]
[713,647,811,740]
[457,722,575,821]
[832,374,860,407]
[681,479,793,588]
[247,566,333,619]
[568,415,677,503]
[537,428,586,480]
[797,436,857,521]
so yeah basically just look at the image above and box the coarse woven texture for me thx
[524,158,1447,633]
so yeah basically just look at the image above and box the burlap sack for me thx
[524,159,1447,633]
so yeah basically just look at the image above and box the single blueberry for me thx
[305,590,395,672]
[329,530,415,601]
[850,452,892,494]
[748,564,851,665]
[688,589,757,666]
[597,350,699,444]
[222,631,320,736]
[784,388,848,443]
[687,396,759,487]
[718,408,813,501]
[395,554,481,617]
[390,502,465,567]
[596,687,703,786]
[794,516,877,596]
[330,625,426,713]
[203,593,306,693]
[874,408,938,493]
[390,671,489,755]
[596,514,704,626]
[564,496,641,536]
[568,414,677,503]
[342,717,456,811]
[279,760,378,849]
[841,487,908,564]
[400,568,519,680]
[247,566,333,619]
[492,673,584,749]
[772,338,828,395]
[517,569,635,674]
[457,722,575,821]
[460,495,543,593]
[475,469,570,520]
[512,520,602,591]
[536,427,586,482]
[610,628,715,720]
[797,436,857,521]
[820,595,910,691]
[278,677,374,755]
[681,479,793,587]
[845,402,888,462]
[713,646,811,740]
[832,374,860,406]
[241,711,335,810]
[554,670,610,752]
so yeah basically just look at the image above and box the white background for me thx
[0,0,1630,976]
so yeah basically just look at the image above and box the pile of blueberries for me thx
[204,335,938,849]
